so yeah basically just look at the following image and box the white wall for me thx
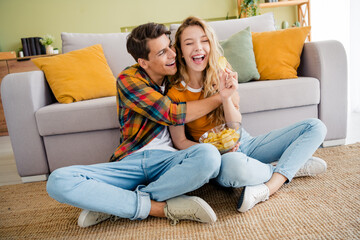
[350,0,360,112]
[311,0,360,112]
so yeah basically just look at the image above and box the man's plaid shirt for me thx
[110,64,186,162]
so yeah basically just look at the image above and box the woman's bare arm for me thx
[169,125,198,150]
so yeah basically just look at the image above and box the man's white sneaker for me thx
[78,209,112,228]
[237,184,269,213]
[164,195,217,225]
[294,156,327,178]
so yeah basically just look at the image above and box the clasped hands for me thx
[219,68,241,153]
[219,67,238,100]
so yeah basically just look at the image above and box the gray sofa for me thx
[1,13,347,182]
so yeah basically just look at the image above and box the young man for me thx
[46,22,237,227]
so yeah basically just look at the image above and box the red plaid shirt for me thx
[110,64,186,162]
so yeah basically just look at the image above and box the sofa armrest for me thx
[298,40,348,141]
[1,71,53,177]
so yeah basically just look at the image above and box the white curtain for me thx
[311,0,360,112]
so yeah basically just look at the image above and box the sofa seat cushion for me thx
[238,77,320,114]
[36,96,118,136]
[36,77,319,137]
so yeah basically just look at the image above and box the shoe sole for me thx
[78,210,90,227]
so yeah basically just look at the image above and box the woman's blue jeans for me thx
[216,118,327,188]
[47,143,221,220]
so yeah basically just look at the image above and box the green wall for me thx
[0,0,296,54]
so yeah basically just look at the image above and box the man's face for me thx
[140,34,177,85]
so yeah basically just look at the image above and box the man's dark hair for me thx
[126,22,171,61]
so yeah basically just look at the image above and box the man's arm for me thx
[185,69,241,123]
[184,93,222,123]
[118,73,186,126]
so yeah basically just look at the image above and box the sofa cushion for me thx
[32,44,116,104]
[36,96,119,136]
[62,32,135,77]
[238,77,320,114]
[36,77,319,136]
[170,12,276,42]
[252,26,311,80]
[220,27,260,83]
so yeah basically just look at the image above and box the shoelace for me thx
[110,215,120,222]
[93,213,109,221]
[250,187,269,209]
[165,206,201,226]
[296,162,312,176]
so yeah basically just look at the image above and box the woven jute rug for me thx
[1,143,359,240]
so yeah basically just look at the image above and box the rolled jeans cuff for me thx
[131,185,151,220]
[275,169,292,184]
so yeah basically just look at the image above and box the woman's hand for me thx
[229,142,241,152]
[219,68,238,101]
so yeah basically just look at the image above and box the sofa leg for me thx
[322,139,346,147]
[21,174,48,183]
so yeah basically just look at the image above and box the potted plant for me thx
[39,34,55,54]
[239,0,259,18]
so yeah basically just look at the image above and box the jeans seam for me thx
[142,151,149,182]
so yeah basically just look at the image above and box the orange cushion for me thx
[32,44,116,103]
[252,26,311,80]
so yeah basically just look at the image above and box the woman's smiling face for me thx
[180,25,210,73]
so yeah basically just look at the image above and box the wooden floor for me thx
[0,136,21,185]
[1,112,360,186]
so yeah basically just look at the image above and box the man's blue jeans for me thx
[216,118,327,188]
[47,143,221,220]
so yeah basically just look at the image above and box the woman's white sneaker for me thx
[237,184,269,213]
[294,156,327,178]
[77,209,112,228]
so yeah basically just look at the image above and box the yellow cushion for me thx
[32,44,116,103]
[252,26,311,80]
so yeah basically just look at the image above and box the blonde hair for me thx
[173,16,227,125]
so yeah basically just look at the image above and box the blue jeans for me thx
[47,143,221,220]
[216,118,327,188]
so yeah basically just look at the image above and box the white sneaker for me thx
[237,184,269,213]
[164,195,217,225]
[77,209,112,228]
[294,156,327,178]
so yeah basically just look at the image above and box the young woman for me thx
[167,16,328,213]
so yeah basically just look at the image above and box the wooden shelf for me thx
[237,0,311,41]
[259,0,309,9]
[0,54,56,62]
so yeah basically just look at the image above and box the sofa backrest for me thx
[61,13,275,77]
[61,32,135,77]
[170,12,275,42]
